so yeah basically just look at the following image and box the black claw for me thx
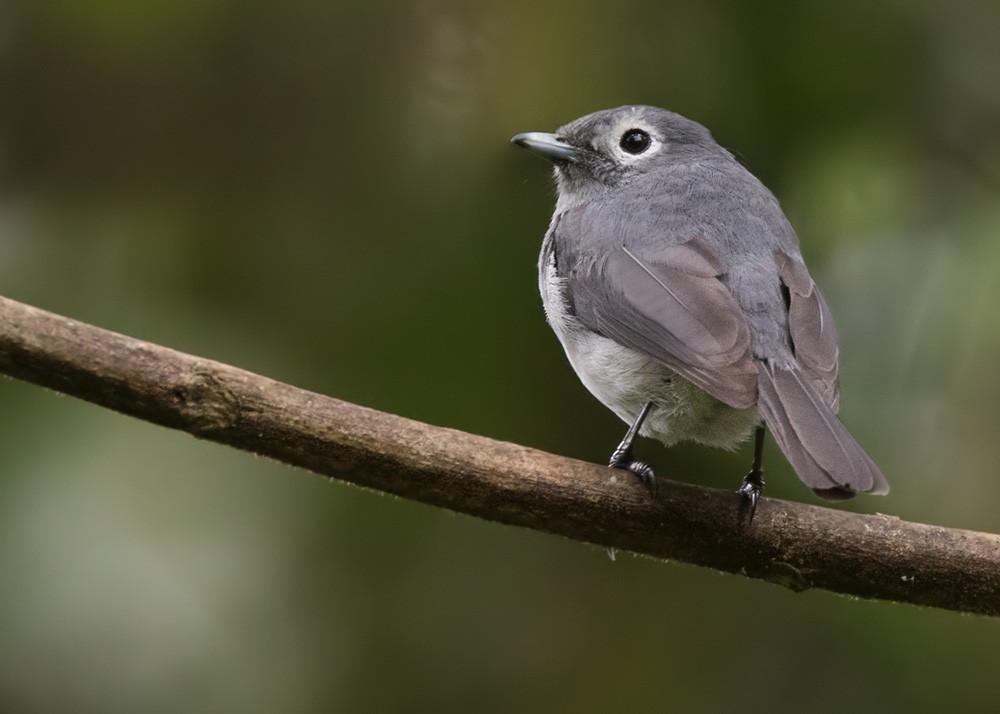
[607,402,657,496]
[738,425,767,526]
[608,452,658,496]
[627,460,657,495]
[738,469,765,525]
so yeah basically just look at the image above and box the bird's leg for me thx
[738,425,767,524]
[608,402,656,495]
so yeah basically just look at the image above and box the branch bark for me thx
[0,294,997,616]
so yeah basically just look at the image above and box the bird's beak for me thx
[510,132,582,164]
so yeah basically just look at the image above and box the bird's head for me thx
[512,105,719,205]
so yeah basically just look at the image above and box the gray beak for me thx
[510,132,582,163]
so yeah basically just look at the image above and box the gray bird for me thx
[512,105,888,520]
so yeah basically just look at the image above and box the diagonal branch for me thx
[0,294,997,616]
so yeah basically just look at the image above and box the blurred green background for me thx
[2,0,1000,711]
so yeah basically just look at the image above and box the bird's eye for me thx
[620,128,651,154]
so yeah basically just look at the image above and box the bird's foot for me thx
[608,447,657,495]
[738,468,765,525]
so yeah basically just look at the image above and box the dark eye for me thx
[620,128,651,154]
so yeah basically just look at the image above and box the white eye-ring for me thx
[611,120,662,163]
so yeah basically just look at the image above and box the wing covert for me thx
[568,239,757,409]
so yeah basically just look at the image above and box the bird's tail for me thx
[756,361,889,499]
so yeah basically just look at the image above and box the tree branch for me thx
[0,294,997,616]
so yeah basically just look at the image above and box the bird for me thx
[511,105,888,522]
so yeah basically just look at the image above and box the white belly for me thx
[540,253,758,449]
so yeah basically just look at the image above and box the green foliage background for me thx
[1,1,999,711]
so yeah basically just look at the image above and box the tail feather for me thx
[756,362,889,499]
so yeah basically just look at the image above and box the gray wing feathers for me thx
[757,361,889,497]
[767,254,887,497]
[570,242,757,409]
[778,251,840,410]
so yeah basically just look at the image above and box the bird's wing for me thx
[756,250,889,496]
[565,232,758,409]
[775,250,840,411]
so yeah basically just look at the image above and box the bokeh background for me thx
[2,0,1000,711]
